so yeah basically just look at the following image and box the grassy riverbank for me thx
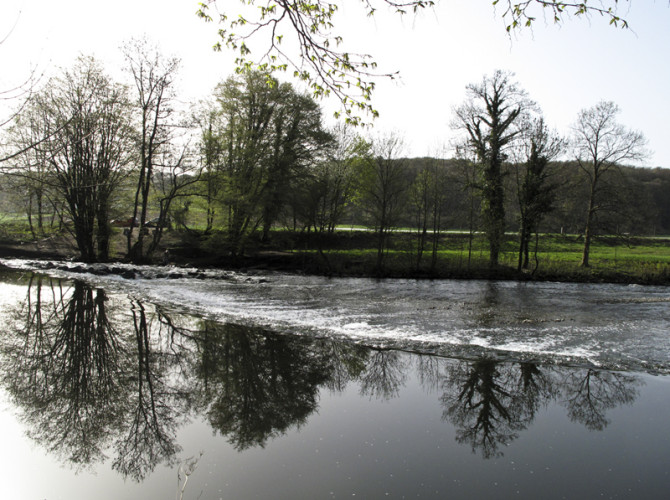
[156,229,670,285]
[1,225,669,285]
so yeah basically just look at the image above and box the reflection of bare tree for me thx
[559,368,640,431]
[1,278,126,466]
[112,300,183,482]
[509,362,557,422]
[441,359,556,459]
[442,360,522,458]
[319,340,369,393]
[415,354,441,392]
[0,277,187,481]
[192,322,335,450]
[359,349,408,400]
[441,359,642,457]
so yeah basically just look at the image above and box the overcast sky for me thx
[2,0,669,167]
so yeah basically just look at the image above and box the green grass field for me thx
[289,230,670,283]
[2,210,669,283]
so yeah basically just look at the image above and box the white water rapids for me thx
[3,258,670,373]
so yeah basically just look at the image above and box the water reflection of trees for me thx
[0,276,185,481]
[440,360,537,458]
[0,274,646,478]
[359,349,408,400]
[437,358,640,458]
[0,277,372,476]
[111,300,186,481]
[3,277,126,466]
[559,368,640,431]
[191,322,337,450]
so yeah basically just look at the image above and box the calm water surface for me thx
[0,260,669,499]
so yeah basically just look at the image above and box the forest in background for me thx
[2,159,669,236]
[0,46,668,282]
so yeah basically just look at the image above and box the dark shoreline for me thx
[2,237,669,287]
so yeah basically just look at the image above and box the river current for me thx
[1,258,669,499]
[3,258,670,374]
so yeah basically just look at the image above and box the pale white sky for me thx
[1,0,669,167]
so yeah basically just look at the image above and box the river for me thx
[0,258,669,499]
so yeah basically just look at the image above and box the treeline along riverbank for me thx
[2,228,669,286]
[2,63,670,284]
[2,65,669,276]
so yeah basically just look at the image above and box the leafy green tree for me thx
[212,71,278,257]
[355,133,409,273]
[205,71,331,259]
[193,99,227,233]
[298,124,366,234]
[514,117,564,271]
[571,101,647,267]
[260,84,334,241]
[454,70,532,267]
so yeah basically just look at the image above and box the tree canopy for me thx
[7,56,134,262]
[571,100,647,267]
[453,70,533,267]
[197,1,633,124]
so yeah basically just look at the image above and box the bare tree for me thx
[6,56,134,261]
[0,10,50,167]
[2,106,54,238]
[143,144,202,257]
[123,38,181,263]
[452,142,481,269]
[571,101,647,267]
[409,164,432,269]
[409,157,451,271]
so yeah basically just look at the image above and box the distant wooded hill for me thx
[385,159,670,237]
[1,160,669,238]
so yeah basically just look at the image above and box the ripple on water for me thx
[2,258,670,373]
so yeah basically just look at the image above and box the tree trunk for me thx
[581,183,597,267]
[96,205,110,262]
[27,196,36,240]
[376,227,385,274]
[517,222,525,272]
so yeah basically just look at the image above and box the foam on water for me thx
[3,258,670,373]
